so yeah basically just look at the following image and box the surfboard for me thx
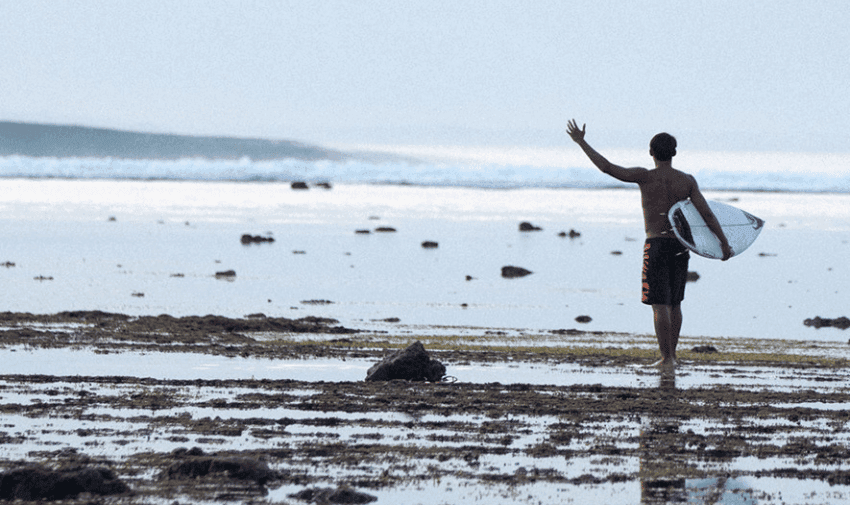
[668,199,764,259]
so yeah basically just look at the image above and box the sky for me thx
[1,0,849,153]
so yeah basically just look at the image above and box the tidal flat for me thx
[2,312,850,504]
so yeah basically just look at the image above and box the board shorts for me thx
[642,238,690,306]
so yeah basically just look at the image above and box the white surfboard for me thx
[668,200,765,259]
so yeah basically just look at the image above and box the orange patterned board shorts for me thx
[642,238,690,306]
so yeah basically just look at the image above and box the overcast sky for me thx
[1,1,848,152]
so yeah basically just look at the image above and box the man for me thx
[566,119,732,368]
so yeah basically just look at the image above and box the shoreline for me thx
[2,311,850,503]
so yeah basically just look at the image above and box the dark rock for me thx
[501,266,532,278]
[0,466,128,500]
[315,182,332,189]
[422,241,439,248]
[301,299,334,305]
[375,227,396,232]
[687,271,700,282]
[289,486,377,504]
[241,234,275,244]
[365,341,446,382]
[215,270,236,278]
[558,229,581,238]
[355,229,371,234]
[163,448,278,485]
[805,316,850,330]
[610,250,623,256]
[291,181,309,190]
[575,315,592,323]
[519,221,542,232]
[691,345,718,353]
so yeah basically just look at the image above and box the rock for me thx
[241,234,275,244]
[164,447,278,485]
[375,227,396,232]
[355,229,371,234]
[215,270,236,278]
[291,181,309,190]
[315,182,332,189]
[289,486,377,504]
[687,271,700,282]
[422,241,439,248]
[804,316,850,330]
[301,299,334,305]
[575,315,592,323]
[519,221,542,232]
[1,261,14,267]
[558,229,581,238]
[691,345,718,353]
[610,250,623,255]
[365,341,446,382]
[501,266,532,278]
[0,466,128,500]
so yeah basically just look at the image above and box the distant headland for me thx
[0,121,348,161]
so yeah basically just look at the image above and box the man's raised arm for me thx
[566,119,647,184]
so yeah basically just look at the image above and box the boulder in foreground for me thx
[365,341,446,382]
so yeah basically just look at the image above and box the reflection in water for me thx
[640,369,757,504]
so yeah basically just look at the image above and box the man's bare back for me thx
[637,167,695,238]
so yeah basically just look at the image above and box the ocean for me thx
[2,144,849,192]
[0,146,848,343]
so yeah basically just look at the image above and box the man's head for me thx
[649,133,677,162]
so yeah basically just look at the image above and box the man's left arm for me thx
[689,180,733,260]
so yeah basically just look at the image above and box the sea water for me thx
[0,175,847,342]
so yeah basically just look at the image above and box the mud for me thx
[2,311,850,504]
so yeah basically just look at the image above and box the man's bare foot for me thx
[647,358,677,368]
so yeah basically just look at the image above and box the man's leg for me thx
[652,304,676,366]
[670,304,682,360]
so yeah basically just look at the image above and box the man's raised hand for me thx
[566,119,586,143]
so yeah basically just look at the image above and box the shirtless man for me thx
[566,119,732,367]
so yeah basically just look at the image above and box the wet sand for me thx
[3,312,850,504]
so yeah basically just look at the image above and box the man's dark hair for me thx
[650,133,677,162]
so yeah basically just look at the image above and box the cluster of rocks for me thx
[289,487,377,504]
[163,447,278,485]
[0,466,128,501]
[804,316,850,330]
[241,234,275,244]
[291,181,332,190]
